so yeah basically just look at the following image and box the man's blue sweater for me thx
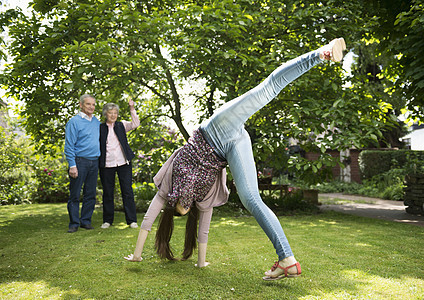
[65,114,100,167]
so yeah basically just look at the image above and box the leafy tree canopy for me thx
[1,0,420,182]
[364,0,424,121]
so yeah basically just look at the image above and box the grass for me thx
[1,203,423,299]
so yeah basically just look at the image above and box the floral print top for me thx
[168,128,228,210]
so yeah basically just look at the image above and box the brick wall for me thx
[349,149,362,183]
[305,149,362,183]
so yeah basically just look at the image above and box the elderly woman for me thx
[99,99,140,229]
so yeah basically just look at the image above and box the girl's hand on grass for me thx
[124,254,142,262]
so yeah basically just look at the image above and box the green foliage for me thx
[0,7,20,60]
[290,153,337,187]
[262,188,319,214]
[315,180,365,194]
[359,149,424,179]
[2,1,390,158]
[362,0,424,120]
[316,167,406,201]
[114,182,157,213]
[0,128,32,205]
[3,0,421,188]
[404,151,424,175]
[363,168,407,200]
[133,182,156,200]
[359,151,402,179]
[30,153,69,203]
[390,0,424,117]
[382,184,405,201]
[0,119,69,205]
[132,126,184,183]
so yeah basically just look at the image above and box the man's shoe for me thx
[129,222,138,229]
[101,222,111,229]
[67,227,78,233]
[80,224,94,230]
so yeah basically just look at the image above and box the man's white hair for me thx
[80,94,95,104]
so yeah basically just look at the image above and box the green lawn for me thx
[1,203,423,299]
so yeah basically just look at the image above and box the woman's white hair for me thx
[102,103,119,118]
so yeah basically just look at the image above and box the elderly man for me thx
[64,94,100,233]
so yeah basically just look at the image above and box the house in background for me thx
[401,124,424,150]
[303,123,424,184]
[305,149,362,184]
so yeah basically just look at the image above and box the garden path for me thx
[319,193,424,227]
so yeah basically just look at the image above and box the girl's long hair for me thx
[182,205,198,260]
[155,203,199,261]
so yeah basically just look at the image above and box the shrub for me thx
[362,168,406,200]
[0,174,33,205]
[30,152,69,203]
[315,180,364,194]
[359,149,424,179]
[355,150,424,201]
[263,188,319,214]
[357,184,380,198]
[133,182,157,212]
[31,165,69,203]
[316,169,405,201]
[0,124,72,205]
[381,185,404,201]
[0,129,33,205]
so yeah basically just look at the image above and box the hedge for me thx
[359,149,424,179]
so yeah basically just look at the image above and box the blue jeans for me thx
[201,50,322,260]
[67,157,99,228]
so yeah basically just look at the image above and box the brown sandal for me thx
[262,261,302,281]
